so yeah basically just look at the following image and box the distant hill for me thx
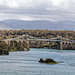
[0,19,75,30]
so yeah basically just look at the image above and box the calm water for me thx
[0,48,75,75]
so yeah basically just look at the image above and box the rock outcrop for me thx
[39,58,58,64]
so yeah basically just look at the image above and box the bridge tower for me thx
[59,40,63,50]
[25,40,30,50]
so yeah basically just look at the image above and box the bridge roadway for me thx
[3,39,61,42]
[2,38,75,42]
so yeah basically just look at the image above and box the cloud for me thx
[0,0,75,21]
[0,0,74,10]
[0,0,19,8]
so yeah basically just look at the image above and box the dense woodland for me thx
[0,30,75,40]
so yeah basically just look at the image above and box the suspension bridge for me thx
[1,35,75,50]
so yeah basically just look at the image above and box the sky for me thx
[0,0,75,21]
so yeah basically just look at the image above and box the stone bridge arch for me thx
[60,41,75,50]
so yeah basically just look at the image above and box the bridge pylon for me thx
[59,40,63,50]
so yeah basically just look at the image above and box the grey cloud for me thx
[0,0,75,21]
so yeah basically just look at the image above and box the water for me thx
[0,48,75,75]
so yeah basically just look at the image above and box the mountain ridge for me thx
[0,19,75,30]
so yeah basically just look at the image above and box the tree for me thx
[0,41,9,55]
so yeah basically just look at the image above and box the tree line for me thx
[0,30,75,40]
